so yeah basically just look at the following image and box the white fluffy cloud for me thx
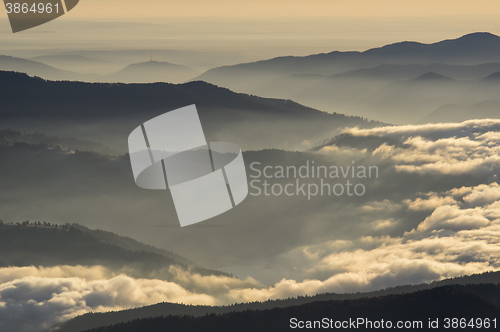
[6,197,499,332]
[404,194,457,211]
[0,269,217,332]
[0,265,268,332]
[339,119,500,176]
[278,182,500,297]
[225,177,500,308]
[345,119,500,140]
[5,120,500,332]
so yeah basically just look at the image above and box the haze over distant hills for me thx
[260,62,500,102]
[0,119,495,281]
[333,63,500,81]
[29,55,116,75]
[198,32,500,84]
[194,32,500,124]
[0,70,381,152]
[108,61,200,83]
[4,31,500,332]
[291,69,500,124]
[5,33,500,124]
[0,55,95,81]
[2,55,200,83]
[420,100,500,124]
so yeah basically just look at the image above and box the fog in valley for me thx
[2,9,500,330]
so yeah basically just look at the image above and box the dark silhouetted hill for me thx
[363,32,500,64]
[63,284,500,332]
[0,223,226,278]
[0,70,382,151]
[53,271,500,332]
[69,224,196,266]
[0,129,118,155]
[0,71,341,119]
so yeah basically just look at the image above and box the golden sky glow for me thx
[71,0,500,19]
[2,0,500,58]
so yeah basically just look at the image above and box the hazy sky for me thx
[73,0,500,19]
[1,0,500,63]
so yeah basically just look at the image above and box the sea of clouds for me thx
[2,119,500,332]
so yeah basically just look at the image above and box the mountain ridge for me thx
[0,222,226,278]
[0,70,383,152]
[195,32,500,95]
[78,284,500,332]
[0,55,99,81]
[198,32,500,77]
[53,273,500,332]
[77,284,500,332]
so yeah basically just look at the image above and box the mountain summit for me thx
[365,32,500,64]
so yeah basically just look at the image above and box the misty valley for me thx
[2,30,500,332]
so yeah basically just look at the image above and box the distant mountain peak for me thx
[482,71,500,81]
[412,72,455,82]
[112,60,199,83]
[455,32,500,40]
[134,60,176,65]
[119,60,194,70]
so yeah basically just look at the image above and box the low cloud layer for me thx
[4,181,500,332]
[343,119,500,176]
[237,182,500,301]
[4,120,500,331]
[0,266,253,332]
